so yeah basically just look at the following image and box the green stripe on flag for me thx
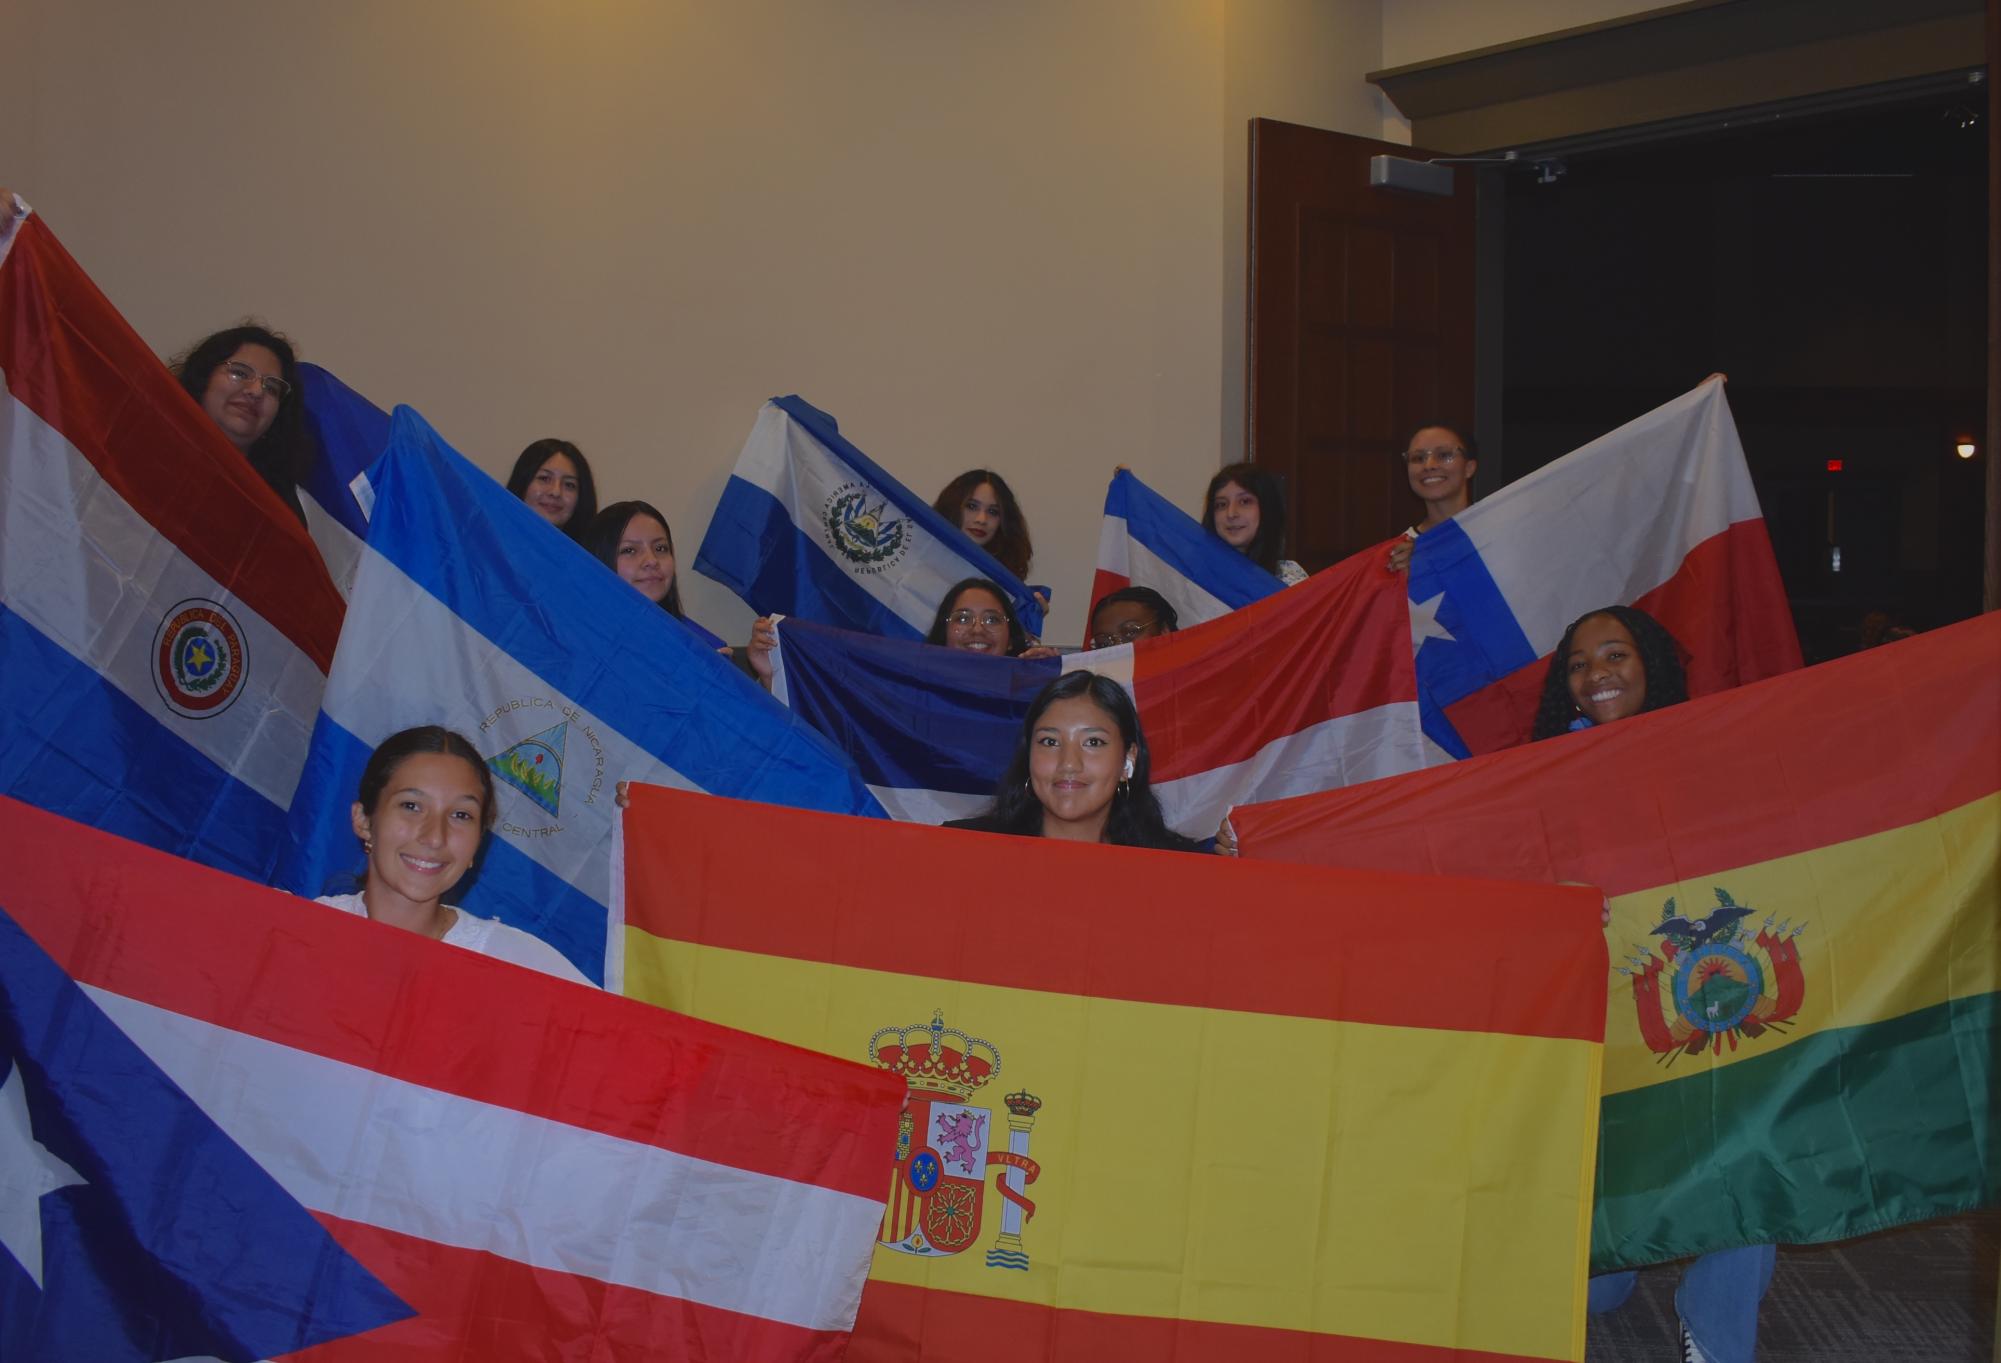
[1591,991,2001,1271]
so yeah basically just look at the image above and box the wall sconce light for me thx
[1954,437,1978,459]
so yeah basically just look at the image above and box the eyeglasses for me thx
[1088,617,1158,650]
[946,609,1007,630]
[220,360,292,401]
[1401,445,1465,466]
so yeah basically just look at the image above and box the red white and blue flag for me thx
[1088,467,1284,636]
[1408,378,1801,756]
[772,543,1431,834]
[0,197,345,883]
[0,794,905,1361]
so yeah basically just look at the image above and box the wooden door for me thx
[1247,119,1476,570]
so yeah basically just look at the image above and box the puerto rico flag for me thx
[772,541,1429,835]
[0,196,344,884]
[694,396,1046,640]
[0,795,904,1361]
[1089,467,1282,636]
[1408,378,1801,756]
[281,405,885,988]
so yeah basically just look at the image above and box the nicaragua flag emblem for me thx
[487,721,568,817]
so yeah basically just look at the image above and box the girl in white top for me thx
[316,725,592,986]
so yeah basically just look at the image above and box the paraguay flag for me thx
[1,796,905,1361]
[772,541,1429,835]
[296,361,392,596]
[1233,613,2001,1269]
[0,196,344,884]
[280,406,885,989]
[620,783,1608,1363]
[1408,378,1800,757]
[1089,467,1282,635]
[694,396,1046,640]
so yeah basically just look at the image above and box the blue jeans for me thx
[1589,1243,1777,1363]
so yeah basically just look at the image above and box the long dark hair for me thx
[1200,462,1290,577]
[1530,605,1690,740]
[583,500,685,618]
[355,726,498,832]
[172,323,313,524]
[506,438,599,541]
[933,469,1033,579]
[926,578,1030,656]
[980,671,1199,850]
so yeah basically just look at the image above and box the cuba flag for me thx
[296,361,393,597]
[280,406,885,988]
[694,396,1046,639]
[0,196,344,886]
[1407,378,1801,757]
[1090,467,1282,634]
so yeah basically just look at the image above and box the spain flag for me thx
[621,787,1607,1361]
[1232,613,2001,1270]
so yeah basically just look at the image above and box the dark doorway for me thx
[1498,87,1988,662]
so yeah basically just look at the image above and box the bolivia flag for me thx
[621,786,1609,1361]
[1231,613,2001,1269]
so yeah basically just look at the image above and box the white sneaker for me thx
[1679,1321,1715,1363]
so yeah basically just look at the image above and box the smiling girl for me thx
[1200,463,1305,585]
[315,726,590,985]
[172,323,313,524]
[1530,605,1689,740]
[1386,422,1477,574]
[506,438,600,542]
[944,671,1203,851]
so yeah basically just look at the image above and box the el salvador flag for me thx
[695,397,1046,640]
[279,407,885,989]
[1089,468,1282,637]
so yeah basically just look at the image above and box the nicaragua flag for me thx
[296,361,392,597]
[773,542,1428,835]
[279,405,886,989]
[694,396,1046,640]
[0,196,344,885]
[1090,467,1282,635]
[1407,378,1801,758]
[1,796,906,1362]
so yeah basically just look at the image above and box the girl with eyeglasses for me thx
[1200,463,1305,585]
[944,671,1203,852]
[1386,422,1477,574]
[924,579,1059,659]
[506,438,600,543]
[1086,587,1178,651]
[172,323,313,525]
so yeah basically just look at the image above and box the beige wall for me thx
[9,1,1512,640]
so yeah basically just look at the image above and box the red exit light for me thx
[1825,459,1844,472]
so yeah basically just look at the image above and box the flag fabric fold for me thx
[280,405,885,988]
[1231,614,2001,1270]
[297,361,392,596]
[772,541,1430,834]
[1089,467,1282,635]
[694,396,1046,640]
[619,783,1608,1363]
[1407,378,1799,757]
[0,795,905,1361]
[0,198,344,884]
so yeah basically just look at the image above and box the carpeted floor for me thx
[1586,1213,1998,1362]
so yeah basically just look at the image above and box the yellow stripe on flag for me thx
[626,931,1599,1362]
[1603,791,1999,1096]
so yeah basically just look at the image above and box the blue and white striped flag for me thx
[694,396,1046,639]
[297,362,390,596]
[280,407,886,987]
[1091,467,1281,634]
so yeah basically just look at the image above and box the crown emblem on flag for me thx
[868,1009,999,1101]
